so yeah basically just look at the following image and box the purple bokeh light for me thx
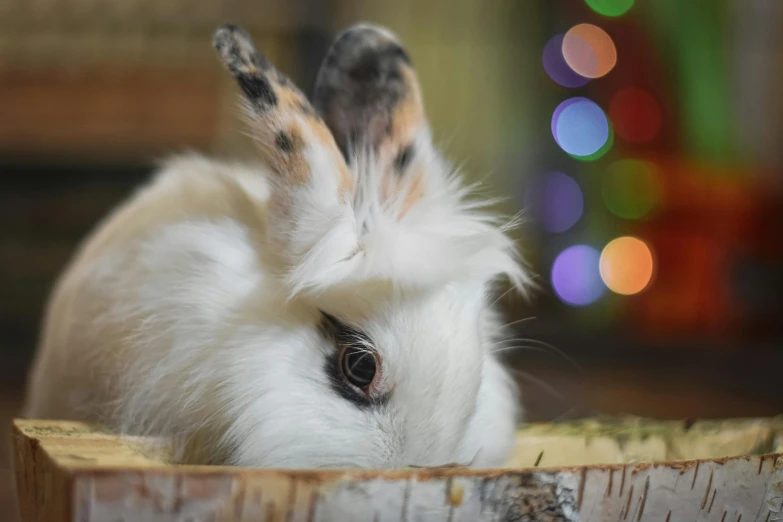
[541,172,584,233]
[551,245,606,306]
[550,97,582,144]
[542,34,590,88]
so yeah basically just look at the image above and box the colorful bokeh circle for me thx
[542,34,590,88]
[551,245,606,306]
[569,120,614,162]
[552,97,610,157]
[562,24,617,79]
[602,159,662,219]
[609,87,662,143]
[540,172,584,233]
[585,0,634,17]
[599,237,654,295]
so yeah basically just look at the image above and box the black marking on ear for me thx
[213,24,277,109]
[349,44,409,84]
[275,131,295,153]
[332,26,411,70]
[313,25,415,161]
[318,311,388,410]
[237,73,277,109]
[393,144,414,172]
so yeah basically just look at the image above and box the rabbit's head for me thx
[211,24,530,468]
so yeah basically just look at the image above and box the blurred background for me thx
[2,0,782,516]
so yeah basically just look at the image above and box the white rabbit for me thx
[22,23,530,469]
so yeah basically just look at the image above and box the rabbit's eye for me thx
[320,311,384,402]
[341,346,378,389]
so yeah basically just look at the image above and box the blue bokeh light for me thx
[552,97,610,157]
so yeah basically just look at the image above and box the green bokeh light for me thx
[649,1,733,165]
[602,159,662,219]
[569,121,614,162]
[585,0,634,17]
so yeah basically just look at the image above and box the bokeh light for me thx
[585,0,634,17]
[609,87,662,143]
[599,237,654,295]
[602,159,662,219]
[562,24,617,79]
[542,34,590,88]
[540,172,584,233]
[551,245,606,306]
[552,97,610,157]
[569,119,614,162]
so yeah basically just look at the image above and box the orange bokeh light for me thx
[562,24,617,79]
[599,237,654,295]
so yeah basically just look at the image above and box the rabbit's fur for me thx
[22,24,530,468]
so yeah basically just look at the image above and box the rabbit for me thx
[21,23,531,469]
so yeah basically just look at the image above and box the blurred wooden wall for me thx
[0,1,320,162]
[0,0,542,173]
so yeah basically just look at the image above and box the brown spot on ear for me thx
[277,87,353,193]
[277,87,309,113]
[400,171,426,215]
[378,68,426,165]
[338,163,355,195]
[273,124,309,185]
[295,98,319,119]
[307,113,355,195]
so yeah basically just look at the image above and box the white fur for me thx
[23,132,529,468]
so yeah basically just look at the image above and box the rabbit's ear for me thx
[313,24,428,173]
[213,25,352,194]
[214,25,363,293]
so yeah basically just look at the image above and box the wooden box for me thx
[12,417,783,521]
